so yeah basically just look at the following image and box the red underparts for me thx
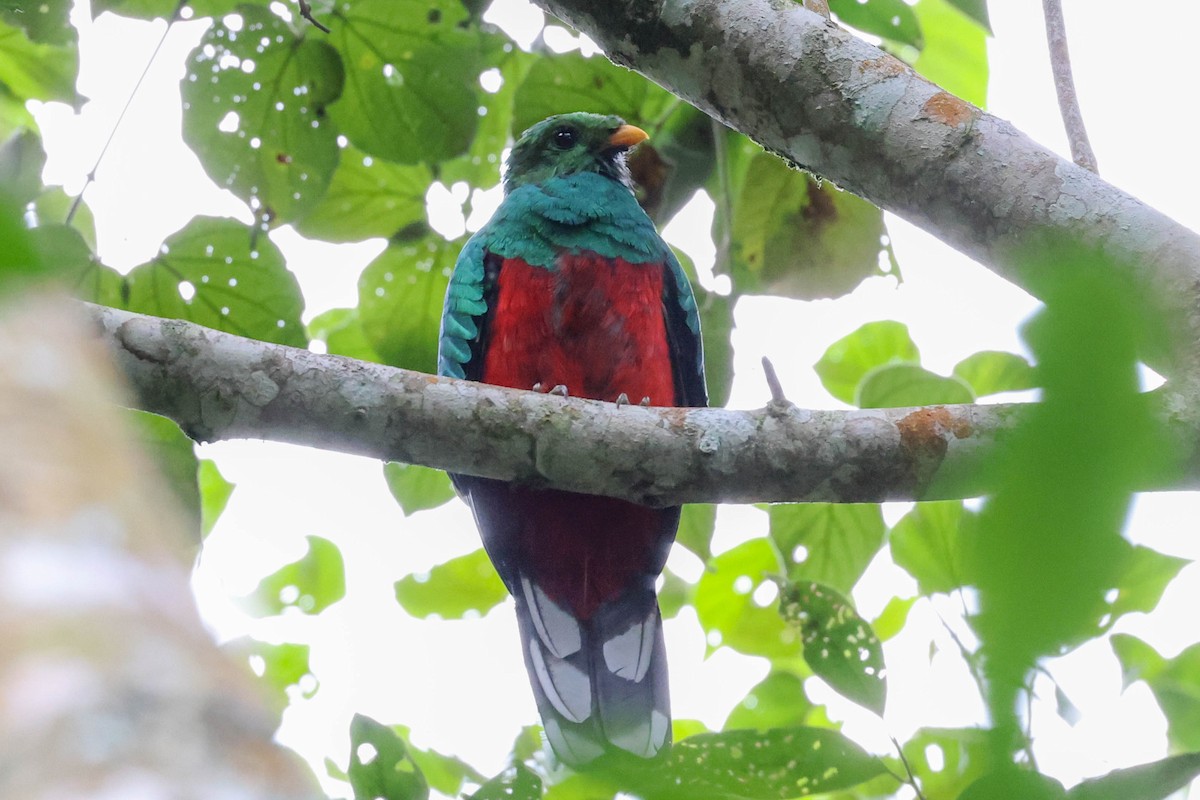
[482,254,676,618]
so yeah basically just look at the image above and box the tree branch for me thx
[1041,0,1098,173]
[88,305,1197,506]
[530,0,1200,397]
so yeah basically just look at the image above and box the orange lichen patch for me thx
[897,406,972,463]
[921,92,976,128]
[861,56,908,78]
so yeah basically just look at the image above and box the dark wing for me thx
[662,249,708,408]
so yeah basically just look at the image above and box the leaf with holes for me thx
[693,538,799,660]
[394,548,507,620]
[92,0,241,20]
[953,350,1036,397]
[856,363,974,408]
[511,50,676,137]
[293,145,431,242]
[383,462,456,516]
[241,535,346,617]
[0,0,72,45]
[391,725,486,798]
[724,671,814,732]
[780,580,887,715]
[769,503,886,595]
[828,0,922,48]
[901,727,991,800]
[348,714,429,800]
[327,0,481,165]
[227,638,317,714]
[641,727,886,798]
[729,150,887,300]
[357,233,454,372]
[814,320,920,405]
[123,216,306,346]
[889,501,972,595]
[183,5,344,222]
[469,764,542,800]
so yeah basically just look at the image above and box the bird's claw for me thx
[639,396,651,407]
[531,382,543,392]
[615,392,630,407]
[549,384,569,397]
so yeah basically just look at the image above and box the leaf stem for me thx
[1040,0,1098,172]
[890,736,927,800]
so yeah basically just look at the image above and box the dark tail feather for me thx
[514,578,670,766]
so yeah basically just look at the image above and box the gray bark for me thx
[89,305,1195,506]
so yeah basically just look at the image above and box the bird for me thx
[437,112,707,766]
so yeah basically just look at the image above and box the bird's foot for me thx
[531,382,543,392]
[549,384,569,397]
[639,396,651,407]
[615,392,630,407]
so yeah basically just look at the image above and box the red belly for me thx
[482,254,675,405]
[481,254,675,618]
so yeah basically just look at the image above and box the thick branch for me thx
[1041,0,1098,172]
[533,0,1200,394]
[88,306,1195,506]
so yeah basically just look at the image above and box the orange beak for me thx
[608,124,649,150]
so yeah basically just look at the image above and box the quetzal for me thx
[437,112,707,766]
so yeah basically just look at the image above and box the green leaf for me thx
[127,410,202,541]
[394,548,507,619]
[357,233,454,372]
[770,503,886,594]
[242,535,346,616]
[391,725,486,797]
[1112,635,1200,751]
[780,580,887,715]
[677,503,716,562]
[227,638,317,713]
[659,569,694,620]
[32,186,98,251]
[0,189,41,293]
[901,727,991,800]
[1107,544,1189,623]
[1067,752,1200,800]
[912,0,989,108]
[723,671,813,732]
[511,50,675,136]
[182,5,344,223]
[348,714,428,800]
[828,0,922,48]
[693,538,799,659]
[952,350,1036,397]
[946,0,991,32]
[729,151,886,300]
[383,462,456,516]
[857,363,975,408]
[307,306,383,363]
[960,771,1067,800]
[647,727,886,798]
[814,321,920,405]
[0,128,45,205]
[698,287,735,407]
[872,595,917,641]
[327,0,481,164]
[889,501,971,595]
[29,224,125,306]
[0,0,72,45]
[92,0,240,20]
[198,458,235,538]
[124,216,307,346]
[0,18,81,105]
[293,146,431,242]
[469,764,542,800]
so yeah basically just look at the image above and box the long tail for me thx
[513,574,671,766]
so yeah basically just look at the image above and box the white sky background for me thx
[34,0,1200,795]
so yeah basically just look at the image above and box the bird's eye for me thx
[552,127,577,149]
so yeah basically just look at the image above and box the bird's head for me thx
[503,112,648,195]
